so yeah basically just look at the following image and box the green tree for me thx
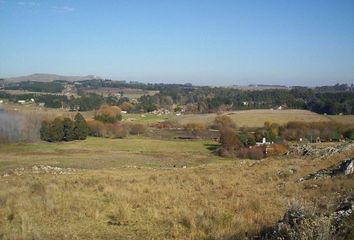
[50,117,65,142]
[40,120,51,141]
[74,113,88,140]
[63,118,75,141]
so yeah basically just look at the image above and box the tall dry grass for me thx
[0,147,353,239]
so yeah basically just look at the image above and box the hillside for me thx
[171,109,331,128]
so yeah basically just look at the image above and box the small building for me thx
[18,100,26,104]
[256,137,271,146]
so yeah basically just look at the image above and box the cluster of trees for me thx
[279,121,354,142]
[216,119,269,159]
[40,113,88,142]
[0,91,68,108]
[1,81,353,115]
[5,81,64,93]
[87,119,127,138]
[216,115,354,159]
[86,105,147,138]
[86,105,124,138]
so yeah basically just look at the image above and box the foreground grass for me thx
[0,137,353,239]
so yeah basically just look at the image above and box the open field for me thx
[1,103,95,119]
[0,137,353,239]
[326,115,354,125]
[0,137,217,172]
[171,109,333,128]
[123,113,171,124]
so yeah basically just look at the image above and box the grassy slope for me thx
[122,113,171,124]
[0,137,353,239]
[326,115,354,125]
[171,109,332,127]
[0,137,218,172]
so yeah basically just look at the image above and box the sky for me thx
[0,0,353,86]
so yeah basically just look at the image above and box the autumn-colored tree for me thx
[213,115,236,130]
[184,122,207,135]
[129,123,147,136]
[219,127,241,152]
[94,105,122,123]
[237,147,264,160]
[86,119,127,138]
[120,102,134,112]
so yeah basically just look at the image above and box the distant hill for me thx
[3,73,102,83]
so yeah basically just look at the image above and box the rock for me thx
[299,157,354,181]
[258,190,354,239]
[282,207,306,227]
[339,158,354,175]
[286,142,354,159]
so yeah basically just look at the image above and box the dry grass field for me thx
[326,115,354,125]
[0,137,353,239]
[171,109,332,128]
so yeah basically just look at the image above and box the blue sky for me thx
[0,0,353,86]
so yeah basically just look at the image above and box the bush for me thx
[154,120,180,129]
[73,113,89,140]
[219,127,241,152]
[120,102,134,112]
[213,115,236,130]
[266,144,288,156]
[40,115,88,142]
[238,131,256,147]
[237,147,265,160]
[280,121,354,142]
[94,105,122,123]
[184,122,206,135]
[129,123,147,135]
[86,119,127,138]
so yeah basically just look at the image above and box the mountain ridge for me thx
[2,73,102,83]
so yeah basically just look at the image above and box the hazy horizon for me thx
[1,0,353,86]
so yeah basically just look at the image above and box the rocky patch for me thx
[298,158,354,182]
[258,190,354,240]
[286,142,354,159]
[2,165,78,177]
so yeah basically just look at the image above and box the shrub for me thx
[129,123,147,135]
[213,115,236,130]
[266,144,288,156]
[184,122,206,135]
[237,147,265,160]
[219,127,241,152]
[40,115,88,142]
[74,113,89,140]
[120,102,134,112]
[238,131,256,147]
[154,120,180,129]
[87,119,127,138]
[94,105,122,123]
[62,117,75,141]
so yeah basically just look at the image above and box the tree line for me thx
[1,82,353,114]
[40,113,88,142]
